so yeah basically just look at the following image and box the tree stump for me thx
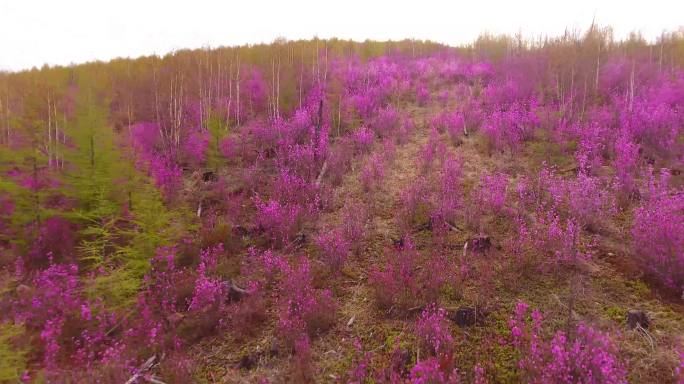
[469,236,491,253]
[449,307,477,326]
[626,310,649,329]
[202,170,218,182]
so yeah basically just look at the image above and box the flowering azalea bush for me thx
[275,258,337,349]
[632,187,684,293]
[360,153,385,192]
[482,102,538,152]
[253,197,306,247]
[416,304,453,357]
[315,229,351,272]
[509,301,627,384]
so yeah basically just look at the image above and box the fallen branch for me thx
[551,294,580,321]
[560,165,578,174]
[635,323,655,352]
[315,159,328,186]
[125,355,159,384]
[145,376,168,384]
[227,280,251,302]
[105,310,134,336]
[445,220,462,232]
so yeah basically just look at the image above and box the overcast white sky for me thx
[1,0,682,71]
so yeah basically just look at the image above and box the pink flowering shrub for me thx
[325,139,355,186]
[276,139,328,181]
[416,85,431,106]
[290,108,315,143]
[271,168,320,207]
[621,96,681,156]
[432,155,462,228]
[370,237,420,311]
[481,103,538,152]
[188,244,225,312]
[370,238,449,312]
[632,189,684,293]
[315,229,351,272]
[340,202,368,254]
[547,172,616,230]
[475,172,509,215]
[509,301,627,384]
[27,216,76,267]
[181,130,209,168]
[249,120,280,151]
[9,261,118,377]
[124,247,189,350]
[534,212,583,266]
[431,111,465,142]
[483,80,531,107]
[613,134,640,198]
[511,208,587,271]
[344,338,372,383]
[676,349,684,383]
[219,136,239,161]
[360,153,385,192]
[418,128,446,173]
[397,177,433,233]
[14,263,82,370]
[409,357,460,384]
[253,197,306,247]
[275,258,337,349]
[147,155,183,199]
[574,124,609,175]
[353,126,375,153]
[467,172,509,231]
[371,105,401,139]
[416,304,454,357]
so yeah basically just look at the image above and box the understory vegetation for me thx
[1,27,684,383]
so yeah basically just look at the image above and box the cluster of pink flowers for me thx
[274,258,337,349]
[416,304,454,357]
[253,197,306,247]
[510,301,627,384]
[315,228,351,272]
[481,102,538,152]
[188,244,225,312]
[360,153,385,192]
[632,181,684,293]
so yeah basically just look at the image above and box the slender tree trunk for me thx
[236,51,241,127]
[53,101,59,169]
[276,55,281,119]
[629,60,635,111]
[4,96,8,145]
[594,43,601,92]
[32,155,40,224]
[659,34,664,73]
[299,48,304,108]
[227,59,233,130]
[47,94,53,168]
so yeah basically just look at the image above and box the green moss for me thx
[625,279,650,298]
[410,201,433,229]
[490,342,520,384]
[0,322,28,382]
[604,305,625,325]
